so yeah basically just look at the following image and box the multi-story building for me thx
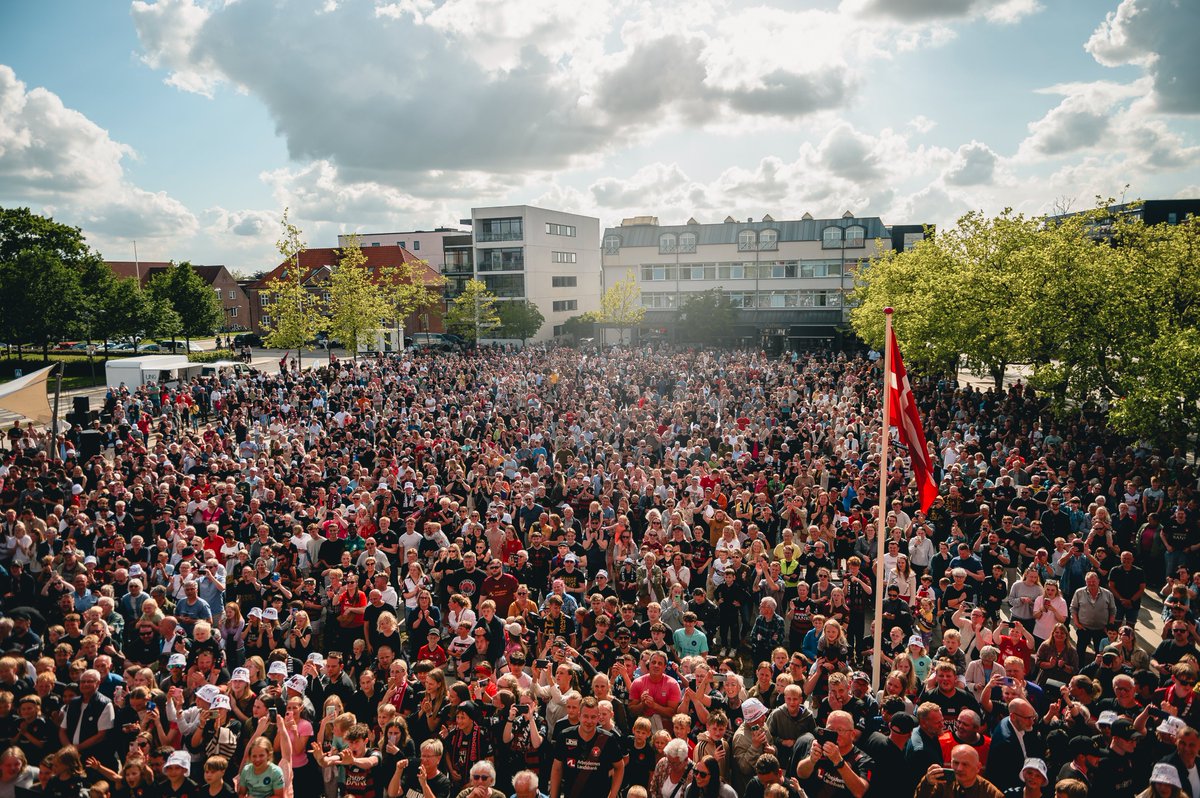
[600,212,926,351]
[454,205,601,342]
[244,246,444,347]
[106,261,251,331]
[336,228,463,272]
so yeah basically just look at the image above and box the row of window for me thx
[477,247,524,272]
[367,240,421,250]
[604,226,867,254]
[551,251,577,263]
[552,300,578,312]
[546,222,576,237]
[552,276,578,288]
[478,217,523,242]
[639,260,848,282]
[641,290,844,309]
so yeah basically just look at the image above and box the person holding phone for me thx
[795,710,873,798]
[915,744,1003,798]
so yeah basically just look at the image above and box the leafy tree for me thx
[377,258,445,346]
[600,274,644,327]
[560,311,600,342]
[0,248,83,360]
[0,207,91,265]
[327,235,392,359]
[445,279,500,343]
[147,262,224,345]
[677,289,735,344]
[261,209,324,360]
[496,300,545,343]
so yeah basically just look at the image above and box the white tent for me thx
[0,364,56,423]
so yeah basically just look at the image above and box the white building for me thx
[460,205,601,342]
[337,228,463,272]
[600,212,924,351]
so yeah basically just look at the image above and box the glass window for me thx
[678,232,697,253]
[659,234,677,254]
[759,229,778,250]
[480,274,524,297]
[545,223,576,237]
[738,230,757,251]
[551,251,577,263]
[477,247,524,272]
[822,226,843,249]
[414,241,420,251]
[845,226,865,248]
[479,217,523,242]
[552,276,577,287]
[903,232,923,251]
[603,235,621,255]
[552,300,578,312]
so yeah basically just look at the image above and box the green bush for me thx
[188,349,238,363]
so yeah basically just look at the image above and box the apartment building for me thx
[336,228,463,272]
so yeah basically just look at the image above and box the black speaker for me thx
[78,430,102,460]
[73,397,89,415]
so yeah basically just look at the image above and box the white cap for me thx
[168,653,187,668]
[1152,763,1183,789]
[72,484,84,495]
[129,564,145,577]
[506,623,523,635]
[307,653,325,665]
[404,482,414,490]
[248,607,263,618]
[230,667,251,683]
[84,556,97,565]
[1097,711,1118,726]
[1020,759,1048,783]
[907,634,925,648]
[564,554,577,563]
[286,674,308,692]
[268,661,288,676]
[596,570,608,579]
[262,608,279,621]
[195,684,221,704]
[210,694,231,710]
[165,751,192,771]
[741,697,768,724]
[1158,716,1188,736]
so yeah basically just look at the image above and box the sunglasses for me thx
[471,775,491,782]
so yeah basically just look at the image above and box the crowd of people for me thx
[0,344,1195,798]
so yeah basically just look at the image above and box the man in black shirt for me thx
[920,662,981,733]
[549,697,624,798]
[1108,552,1146,627]
[796,709,874,798]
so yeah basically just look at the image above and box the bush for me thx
[188,349,238,363]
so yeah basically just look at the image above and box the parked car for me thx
[232,333,262,348]
[408,333,463,352]
[158,341,203,353]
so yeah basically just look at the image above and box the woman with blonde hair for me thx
[285,610,314,659]
[1136,763,1187,798]
[1032,580,1068,646]
[221,602,246,668]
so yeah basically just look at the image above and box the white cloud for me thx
[0,64,197,245]
[943,141,998,186]
[841,0,1040,24]
[1017,81,1143,159]
[129,0,217,96]
[1086,0,1200,114]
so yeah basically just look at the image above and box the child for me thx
[238,738,286,798]
[109,756,155,798]
[446,621,474,665]
[46,746,86,798]
[622,717,655,792]
[671,713,696,757]
[201,756,237,798]
[914,598,936,646]
[345,639,371,682]
[417,629,447,668]
[160,750,199,798]
[906,636,933,683]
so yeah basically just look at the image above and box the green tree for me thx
[599,273,644,345]
[375,257,444,352]
[677,289,735,344]
[147,262,224,345]
[445,279,500,343]
[0,207,91,265]
[327,235,392,359]
[0,249,83,360]
[496,300,545,343]
[261,209,324,362]
[560,311,600,342]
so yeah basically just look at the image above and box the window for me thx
[480,274,525,297]
[545,222,576,237]
[603,235,621,255]
[553,324,567,336]
[678,232,697,253]
[659,233,677,254]
[229,307,238,318]
[552,276,578,288]
[396,241,406,248]
[552,300,578,312]
[370,242,380,247]
[845,225,865,248]
[738,230,757,251]
[444,250,473,271]
[413,240,420,251]
[641,293,678,309]
[214,287,221,296]
[551,251,577,263]
[478,217,523,242]
[822,226,843,249]
[477,247,524,272]
[903,232,924,251]
[759,229,779,250]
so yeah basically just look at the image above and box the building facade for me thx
[600,213,924,351]
[336,228,463,272]
[455,205,601,342]
[106,261,251,332]
[245,245,444,345]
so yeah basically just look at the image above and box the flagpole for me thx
[871,307,893,690]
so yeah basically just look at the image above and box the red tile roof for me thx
[249,246,438,289]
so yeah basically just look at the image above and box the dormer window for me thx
[845,225,865,248]
[603,235,622,255]
[759,229,778,250]
[822,227,844,249]
[678,232,697,253]
[659,233,677,254]
[738,230,757,251]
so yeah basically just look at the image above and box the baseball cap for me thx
[1020,759,1048,783]
[596,570,608,578]
[889,713,918,734]
[1067,736,1102,757]
[851,671,870,684]
[165,751,192,771]
[1110,718,1143,741]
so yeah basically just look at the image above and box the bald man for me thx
[914,744,1004,798]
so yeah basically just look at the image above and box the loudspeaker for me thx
[73,397,89,415]
[78,430,102,460]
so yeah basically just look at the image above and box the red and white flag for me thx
[886,326,938,513]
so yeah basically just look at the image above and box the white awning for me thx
[0,364,56,424]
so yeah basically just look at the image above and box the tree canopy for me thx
[147,262,224,342]
[445,279,500,343]
[850,201,1200,444]
[677,289,735,344]
[496,300,545,343]
[261,208,324,354]
[326,236,393,358]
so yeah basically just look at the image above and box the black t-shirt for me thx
[621,738,655,789]
[801,745,874,798]
[157,779,202,798]
[920,687,980,732]
[1108,566,1146,600]
[450,568,485,603]
[553,726,623,798]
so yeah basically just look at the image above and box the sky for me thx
[0,0,1197,274]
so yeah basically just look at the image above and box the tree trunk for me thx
[991,363,1007,392]
[42,341,49,363]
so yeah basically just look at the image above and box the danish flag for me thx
[886,325,938,513]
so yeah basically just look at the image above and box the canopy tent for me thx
[0,364,56,424]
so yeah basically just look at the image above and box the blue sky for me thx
[0,0,1197,273]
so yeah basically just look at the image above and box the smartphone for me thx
[268,707,278,723]
[1148,707,1168,721]
[146,701,156,711]
[477,679,487,687]
[816,728,838,746]
[1002,677,1015,686]
[535,659,549,669]
[941,768,955,781]
[326,705,337,717]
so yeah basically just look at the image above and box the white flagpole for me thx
[871,307,894,690]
